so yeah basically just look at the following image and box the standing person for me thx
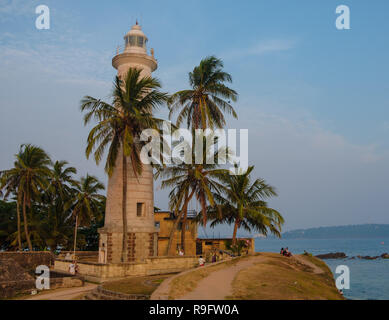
[212,253,217,263]
[99,243,106,263]
[69,261,76,275]
[179,248,184,256]
[198,255,205,267]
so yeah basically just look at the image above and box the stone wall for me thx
[54,256,198,283]
[0,251,55,269]
[57,251,98,262]
[0,273,84,299]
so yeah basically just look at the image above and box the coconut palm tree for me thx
[168,56,238,130]
[0,172,22,250]
[0,144,52,250]
[80,68,168,261]
[69,174,105,258]
[42,160,78,251]
[204,166,284,247]
[156,134,229,254]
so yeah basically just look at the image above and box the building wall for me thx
[198,238,255,255]
[154,211,197,256]
[54,256,198,283]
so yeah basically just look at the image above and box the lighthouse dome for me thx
[123,22,148,53]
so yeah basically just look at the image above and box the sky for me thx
[0,0,389,236]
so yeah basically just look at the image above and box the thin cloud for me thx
[222,39,297,60]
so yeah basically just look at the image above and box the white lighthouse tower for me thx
[98,23,158,263]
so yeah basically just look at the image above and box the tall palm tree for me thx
[80,68,169,261]
[0,144,51,250]
[69,175,105,258]
[43,160,77,251]
[169,56,238,130]
[156,134,229,254]
[205,166,284,246]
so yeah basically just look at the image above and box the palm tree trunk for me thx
[167,189,195,256]
[166,209,183,256]
[180,202,189,254]
[121,152,128,262]
[73,213,78,259]
[22,193,32,251]
[16,198,22,250]
[232,219,239,245]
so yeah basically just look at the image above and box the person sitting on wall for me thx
[198,255,205,267]
[69,261,76,275]
[283,247,292,257]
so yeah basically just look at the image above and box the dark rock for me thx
[315,252,347,259]
[357,255,379,260]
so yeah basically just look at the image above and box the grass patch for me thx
[231,253,343,300]
[103,275,171,296]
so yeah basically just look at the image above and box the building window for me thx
[137,203,144,217]
[205,241,213,246]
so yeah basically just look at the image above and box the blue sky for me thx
[1,0,389,235]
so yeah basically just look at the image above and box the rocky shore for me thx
[315,252,389,260]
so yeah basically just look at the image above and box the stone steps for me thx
[83,285,150,300]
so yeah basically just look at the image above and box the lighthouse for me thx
[98,23,158,263]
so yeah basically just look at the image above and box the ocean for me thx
[254,238,389,300]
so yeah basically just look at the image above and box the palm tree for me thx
[0,171,22,250]
[80,68,168,261]
[156,134,229,254]
[50,160,77,199]
[70,175,105,258]
[204,166,284,247]
[43,160,77,251]
[0,144,51,250]
[169,56,238,130]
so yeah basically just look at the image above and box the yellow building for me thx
[196,238,255,256]
[154,210,198,256]
[154,210,255,258]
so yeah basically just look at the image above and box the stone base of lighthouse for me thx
[98,229,158,263]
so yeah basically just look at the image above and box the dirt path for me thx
[293,255,324,274]
[26,283,97,300]
[179,255,265,300]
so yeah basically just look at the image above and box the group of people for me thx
[280,247,292,257]
[198,252,219,267]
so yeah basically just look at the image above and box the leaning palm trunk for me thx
[168,189,195,255]
[232,219,239,245]
[180,190,196,254]
[180,203,189,254]
[166,209,183,256]
[16,199,22,250]
[121,152,128,262]
[73,213,78,259]
[22,193,33,250]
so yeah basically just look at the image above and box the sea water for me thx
[255,238,389,300]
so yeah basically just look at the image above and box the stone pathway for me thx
[26,283,97,300]
[179,256,264,300]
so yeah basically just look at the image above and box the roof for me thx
[154,210,198,220]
